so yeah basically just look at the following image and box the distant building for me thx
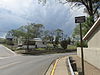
[6,34,13,41]
[77,17,100,69]
[6,33,46,48]
[33,38,46,48]
[5,33,15,45]
[22,38,47,49]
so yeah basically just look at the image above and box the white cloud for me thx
[0,0,86,38]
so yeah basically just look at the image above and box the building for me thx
[6,34,13,41]
[33,38,46,48]
[77,17,100,69]
[22,38,47,49]
[6,33,46,48]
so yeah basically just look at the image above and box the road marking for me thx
[0,62,20,69]
[0,55,18,60]
[50,59,59,75]
[0,56,13,59]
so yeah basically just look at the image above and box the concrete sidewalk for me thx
[46,55,100,75]
[54,57,69,75]
[46,56,69,75]
[71,55,100,75]
[0,44,16,57]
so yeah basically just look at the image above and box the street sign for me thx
[75,16,86,75]
[75,16,85,23]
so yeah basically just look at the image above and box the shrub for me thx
[6,40,14,45]
[60,40,68,49]
[76,41,88,47]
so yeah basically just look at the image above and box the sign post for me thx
[75,16,85,75]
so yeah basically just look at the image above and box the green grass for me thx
[3,44,77,55]
[67,45,77,50]
[3,44,17,51]
[35,48,45,50]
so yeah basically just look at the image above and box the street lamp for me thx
[75,16,85,75]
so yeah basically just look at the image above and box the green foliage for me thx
[53,37,59,48]
[5,40,14,45]
[35,48,45,50]
[72,17,93,40]
[43,29,63,47]
[0,38,6,43]
[6,23,44,51]
[55,29,63,37]
[75,41,88,47]
[67,45,77,50]
[23,41,35,45]
[6,23,44,39]
[67,37,71,44]
[34,24,44,38]
[55,29,63,40]
[55,37,59,45]
[43,30,52,43]
[60,40,68,49]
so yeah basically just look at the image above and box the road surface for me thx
[0,45,76,75]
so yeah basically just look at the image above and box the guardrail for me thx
[68,57,75,75]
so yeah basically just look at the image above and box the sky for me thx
[0,0,86,38]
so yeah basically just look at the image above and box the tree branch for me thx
[93,5,100,15]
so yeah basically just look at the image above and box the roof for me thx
[6,35,14,39]
[83,17,100,40]
[33,38,42,41]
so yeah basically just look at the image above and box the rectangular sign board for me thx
[75,16,85,23]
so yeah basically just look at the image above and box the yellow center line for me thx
[50,59,59,75]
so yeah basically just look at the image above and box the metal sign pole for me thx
[80,23,85,75]
[75,16,85,75]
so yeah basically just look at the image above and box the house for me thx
[6,34,21,46]
[33,38,46,48]
[6,34,13,41]
[77,17,100,69]
[5,34,15,45]
[6,33,46,48]
[22,38,47,49]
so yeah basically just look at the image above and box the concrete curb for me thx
[46,58,59,75]
[44,59,55,75]
[50,59,59,75]
[46,56,67,75]
[68,57,75,75]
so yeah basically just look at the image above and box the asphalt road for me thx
[0,45,76,75]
